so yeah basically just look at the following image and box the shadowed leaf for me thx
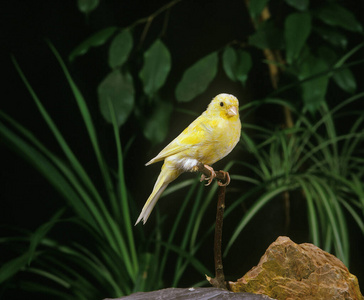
[77,0,99,14]
[315,3,363,33]
[108,29,133,69]
[98,70,134,127]
[139,39,171,97]
[176,52,218,102]
[248,0,269,18]
[285,12,311,64]
[69,27,118,62]
[285,0,309,11]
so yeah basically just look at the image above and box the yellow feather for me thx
[136,93,241,225]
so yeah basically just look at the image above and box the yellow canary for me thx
[135,93,241,225]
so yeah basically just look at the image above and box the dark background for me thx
[1,0,363,294]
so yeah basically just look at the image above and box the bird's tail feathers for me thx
[135,175,169,225]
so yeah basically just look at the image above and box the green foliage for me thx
[223,96,364,266]
[1,0,364,298]
[175,52,218,102]
[0,46,212,298]
[248,0,270,18]
[248,20,284,50]
[77,0,99,15]
[139,39,171,98]
[315,3,363,33]
[284,12,311,64]
[285,0,309,11]
[69,27,118,62]
[222,47,252,86]
[98,70,135,127]
[108,29,133,69]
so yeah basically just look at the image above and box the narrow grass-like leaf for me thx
[310,179,346,264]
[0,252,30,283]
[48,42,118,210]
[224,185,291,256]
[107,97,138,275]
[28,209,65,265]
[297,178,320,246]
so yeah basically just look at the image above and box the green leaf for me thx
[285,0,309,11]
[108,29,133,69]
[139,39,171,97]
[28,209,65,265]
[69,27,118,62]
[175,52,218,102]
[333,68,357,94]
[0,252,30,283]
[314,26,347,49]
[249,20,284,50]
[315,3,363,33]
[222,47,237,81]
[222,47,252,86]
[248,0,269,18]
[236,51,253,86]
[143,98,173,143]
[98,70,135,127]
[285,12,311,64]
[298,53,329,112]
[77,0,99,14]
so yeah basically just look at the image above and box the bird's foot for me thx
[200,165,216,186]
[217,170,230,186]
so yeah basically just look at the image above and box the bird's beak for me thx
[227,106,238,117]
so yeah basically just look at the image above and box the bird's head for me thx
[208,93,239,119]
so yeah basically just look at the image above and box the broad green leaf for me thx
[222,47,252,86]
[236,51,252,86]
[298,53,329,112]
[249,20,284,50]
[285,0,309,11]
[108,29,133,69]
[315,3,363,33]
[175,52,218,102]
[314,26,347,49]
[249,0,269,18]
[139,39,171,97]
[77,0,99,14]
[143,98,173,143]
[333,68,356,94]
[222,47,237,81]
[69,27,118,62]
[285,12,311,64]
[98,70,134,127]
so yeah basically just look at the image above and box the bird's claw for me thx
[217,170,230,186]
[200,165,217,186]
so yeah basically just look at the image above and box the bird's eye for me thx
[220,102,224,107]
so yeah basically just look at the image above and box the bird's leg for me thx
[200,164,216,186]
[217,170,230,186]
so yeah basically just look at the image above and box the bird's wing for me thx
[146,116,217,165]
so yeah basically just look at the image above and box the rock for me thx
[106,287,275,300]
[228,236,363,300]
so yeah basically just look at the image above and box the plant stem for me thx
[215,185,227,288]
[197,163,228,289]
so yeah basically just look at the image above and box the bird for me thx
[135,93,241,225]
